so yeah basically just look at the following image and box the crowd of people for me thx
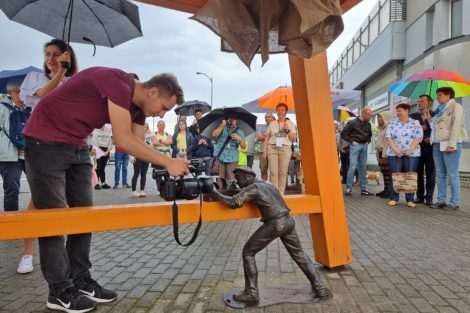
[2,36,467,313]
[0,38,304,313]
[338,89,467,211]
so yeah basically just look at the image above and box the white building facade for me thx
[330,0,470,184]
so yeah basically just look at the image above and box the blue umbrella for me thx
[0,66,42,94]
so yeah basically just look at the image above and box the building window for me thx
[451,0,463,37]
[425,8,434,48]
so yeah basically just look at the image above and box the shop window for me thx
[451,0,463,37]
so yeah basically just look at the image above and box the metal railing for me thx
[329,0,406,86]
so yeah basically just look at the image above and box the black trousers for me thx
[416,146,435,201]
[132,159,150,191]
[25,137,93,294]
[95,152,109,184]
[340,152,349,183]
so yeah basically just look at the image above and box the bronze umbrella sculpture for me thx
[190,0,344,68]
[0,0,143,54]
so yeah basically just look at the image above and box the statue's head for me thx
[233,166,256,188]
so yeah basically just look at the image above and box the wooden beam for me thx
[289,52,352,268]
[0,195,320,240]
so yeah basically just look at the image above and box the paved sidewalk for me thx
[1,164,470,312]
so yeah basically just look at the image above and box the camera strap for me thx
[172,184,203,246]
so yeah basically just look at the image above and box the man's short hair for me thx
[144,73,185,105]
[395,103,411,111]
[194,109,203,114]
[419,94,433,104]
[361,107,372,114]
[436,87,455,99]
[226,112,237,119]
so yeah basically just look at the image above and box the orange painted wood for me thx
[0,195,320,240]
[137,0,360,14]
[289,52,352,268]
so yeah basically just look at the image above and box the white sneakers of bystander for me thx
[17,255,33,274]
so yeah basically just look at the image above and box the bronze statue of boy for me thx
[213,166,333,303]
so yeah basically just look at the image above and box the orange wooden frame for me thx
[0,0,358,269]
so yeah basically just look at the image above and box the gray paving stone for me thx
[2,167,470,313]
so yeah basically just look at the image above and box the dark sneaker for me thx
[123,184,131,188]
[415,198,424,204]
[93,184,101,190]
[77,279,117,303]
[101,183,111,189]
[344,189,352,196]
[233,289,259,303]
[443,204,459,211]
[47,287,96,313]
[361,190,374,196]
[424,200,433,206]
[112,185,118,189]
[375,190,385,197]
[430,202,446,209]
[312,287,333,302]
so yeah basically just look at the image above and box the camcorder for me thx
[152,159,215,247]
[152,158,214,201]
[227,119,233,127]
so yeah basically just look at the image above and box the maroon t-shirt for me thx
[23,67,146,146]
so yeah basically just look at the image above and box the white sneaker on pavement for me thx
[131,191,140,198]
[17,255,33,274]
[139,190,147,197]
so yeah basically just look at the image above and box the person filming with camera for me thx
[23,66,189,313]
[212,112,246,190]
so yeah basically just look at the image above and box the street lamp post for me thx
[196,71,213,108]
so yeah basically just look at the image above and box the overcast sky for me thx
[0,0,378,128]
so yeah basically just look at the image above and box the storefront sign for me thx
[368,92,389,111]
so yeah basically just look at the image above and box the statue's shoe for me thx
[233,290,259,303]
[313,287,333,302]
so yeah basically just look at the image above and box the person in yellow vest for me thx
[238,141,248,166]
[152,120,172,157]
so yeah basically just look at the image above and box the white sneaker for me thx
[139,190,147,197]
[17,255,33,274]
[131,191,140,198]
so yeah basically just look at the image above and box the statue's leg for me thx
[280,220,333,301]
[235,222,277,302]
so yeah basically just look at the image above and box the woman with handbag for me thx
[430,87,468,210]
[386,103,423,207]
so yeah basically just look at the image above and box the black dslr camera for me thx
[152,159,213,201]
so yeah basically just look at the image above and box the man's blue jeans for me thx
[0,161,23,211]
[388,156,419,202]
[114,152,130,186]
[433,143,462,206]
[346,143,368,190]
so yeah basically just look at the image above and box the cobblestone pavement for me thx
[1,162,470,312]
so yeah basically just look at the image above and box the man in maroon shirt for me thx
[23,67,189,313]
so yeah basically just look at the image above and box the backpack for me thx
[1,100,31,150]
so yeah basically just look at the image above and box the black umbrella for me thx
[199,107,257,138]
[174,100,211,116]
[0,0,142,54]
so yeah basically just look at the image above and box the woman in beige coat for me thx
[431,87,468,210]
[375,111,392,198]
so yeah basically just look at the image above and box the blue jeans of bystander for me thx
[433,143,462,206]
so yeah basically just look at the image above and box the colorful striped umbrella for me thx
[390,69,470,99]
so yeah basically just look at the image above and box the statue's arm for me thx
[213,189,243,209]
